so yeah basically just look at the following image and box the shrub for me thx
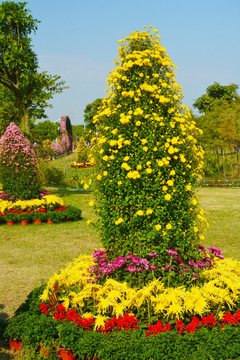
[76,136,89,162]
[0,122,41,200]
[91,28,205,263]
[38,161,65,186]
[34,140,56,160]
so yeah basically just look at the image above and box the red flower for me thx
[176,320,184,334]
[39,303,48,314]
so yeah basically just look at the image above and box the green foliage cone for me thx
[76,136,88,162]
[91,28,207,261]
[0,122,41,200]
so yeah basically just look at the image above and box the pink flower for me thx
[167,249,178,256]
[126,266,136,273]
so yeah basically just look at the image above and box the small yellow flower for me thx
[143,146,148,152]
[165,194,171,201]
[88,201,94,207]
[135,210,144,216]
[166,223,172,230]
[155,224,161,231]
[146,209,153,215]
[103,171,108,176]
[167,180,173,186]
[87,219,94,225]
[115,218,123,225]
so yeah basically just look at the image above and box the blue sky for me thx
[13,0,240,125]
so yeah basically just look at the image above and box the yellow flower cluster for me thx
[0,194,64,212]
[42,255,240,325]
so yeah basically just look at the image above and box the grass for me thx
[48,152,76,170]
[197,187,240,260]
[1,154,240,358]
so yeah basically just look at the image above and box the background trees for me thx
[193,82,240,114]
[0,1,67,135]
[83,98,103,133]
[194,83,240,180]
[32,120,59,142]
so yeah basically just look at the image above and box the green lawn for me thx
[0,186,240,359]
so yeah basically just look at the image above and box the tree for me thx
[72,124,85,143]
[92,28,205,264]
[0,84,21,136]
[84,98,103,133]
[193,82,240,114]
[0,1,67,135]
[195,99,240,180]
[32,120,59,142]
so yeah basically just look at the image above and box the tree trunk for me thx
[216,147,221,178]
[20,110,30,135]
[221,148,226,180]
[229,143,234,183]
[237,147,240,180]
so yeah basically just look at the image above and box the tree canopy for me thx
[83,98,103,133]
[32,120,59,142]
[0,1,67,135]
[193,82,240,114]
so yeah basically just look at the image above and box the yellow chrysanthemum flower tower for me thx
[91,26,206,263]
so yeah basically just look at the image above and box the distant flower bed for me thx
[65,167,93,189]
[0,190,82,224]
[71,161,93,168]
[198,179,240,187]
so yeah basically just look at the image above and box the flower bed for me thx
[71,161,93,169]
[4,282,240,359]
[3,249,240,359]
[198,179,240,187]
[65,167,93,189]
[0,191,82,224]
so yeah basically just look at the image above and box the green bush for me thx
[4,314,240,360]
[15,284,46,316]
[38,161,65,186]
[76,136,89,162]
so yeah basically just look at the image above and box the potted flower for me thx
[3,212,17,225]
[45,211,56,224]
[18,211,33,225]
[56,322,81,360]
[18,313,59,357]
[32,211,47,225]
[4,313,29,351]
